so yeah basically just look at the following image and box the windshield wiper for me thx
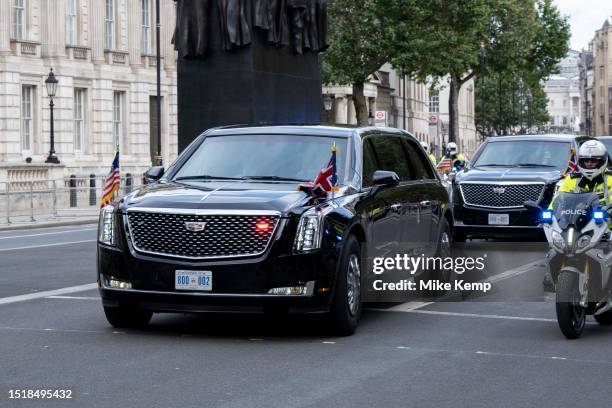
[515,164,557,168]
[174,175,248,181]
[244,175,309,182]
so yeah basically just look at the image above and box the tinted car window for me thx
[175,134,349,183]
[362,139,377,187]
[403,139,435,180]
[473,140,571,170]
[370,135,412,181]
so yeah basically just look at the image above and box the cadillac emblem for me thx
[492,186,506,194]
[185,221,207,232]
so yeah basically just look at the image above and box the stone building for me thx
[322,65,477,158]
[592,19,612,136]
[0,0,178,182]
[543,50,581,133]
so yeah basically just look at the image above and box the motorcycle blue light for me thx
[593,210,605,224]
[541,210,553,223]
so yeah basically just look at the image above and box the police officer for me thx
[440,142,466,172]
[420,141,437,166]
[551,140,612,208]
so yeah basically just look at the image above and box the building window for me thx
[105,0,115,49]
[21,85,34,152]
[13,0,25,40]
[562,116,567,125]
[74,88,85,151]
[66,0,77,44]
[429,90,439,113]
[113,91,124,149]
[550,99,554,107]
[563,99,567,107]
[142,0,151,54]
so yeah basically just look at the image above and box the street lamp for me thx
[368,110,374,126]
[45,68,60,164]
[323,94,334,111]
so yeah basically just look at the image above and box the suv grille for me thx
[126,211,280,259]
[459,183,544,208]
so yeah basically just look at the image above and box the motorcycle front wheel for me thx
[555,272,586,339]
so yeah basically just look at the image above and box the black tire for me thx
[328,235,362,336]
[594,311,612,326]
[103,306,153,329]
[417,219,452,297]
[555,272,586,339]
[453,231,466,243]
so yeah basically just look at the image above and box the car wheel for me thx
[103,306,153,329]
[417,219,452,297]
[453,231,466,243]
[329,235,362,336]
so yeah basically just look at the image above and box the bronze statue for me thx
[173,0,211,58]
[174,0,328,58]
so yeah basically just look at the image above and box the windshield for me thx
[550,191,600,230]
[473,141,571,170]
[174,134,349,184]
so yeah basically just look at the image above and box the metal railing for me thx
[0,173,143,225]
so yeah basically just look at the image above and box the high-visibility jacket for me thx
[439,152,465,165]
[428,154,437,166]
[549,173,612,210]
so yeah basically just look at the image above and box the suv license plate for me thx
[175,270,212,291]
[488,214,509,225]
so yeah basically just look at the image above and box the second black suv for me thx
[97,125,452,335]
[452,135,579,241]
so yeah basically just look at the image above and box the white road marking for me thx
[0,239,95,252]
[0,283,97,305]
[405,309,597,325]
[386,301,434,312]
[0,228,96,240]
[46,295,99,300]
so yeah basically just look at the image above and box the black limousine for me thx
[98,125,453,335]
[452,135,579,241]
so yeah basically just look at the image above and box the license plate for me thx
[175,270,212,291]
[488,214,509,225]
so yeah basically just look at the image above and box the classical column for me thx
[89,0,105,62]
[335,96,348,124]
[40,0,67,57]
[162,0,177,69]
[0,0,10,55]
[127,0,142,66]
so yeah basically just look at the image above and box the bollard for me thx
[89,174,96,206]
[69,175,77,207]
[30,181,35,222]
[126,173,133,194]
[52,180,58,217]
[5,183,10,224]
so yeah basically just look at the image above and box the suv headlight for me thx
[98,205,115,246]
[294,208,325,252]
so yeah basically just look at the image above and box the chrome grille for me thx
[127,211,280,259]
[459,183,544,208]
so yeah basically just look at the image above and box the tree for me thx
[323,0,422,125]
[475,73,550,136]
[392,0,569,142]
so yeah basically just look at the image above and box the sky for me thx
[553,0,612,51]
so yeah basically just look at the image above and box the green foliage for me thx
[475,73,550,135]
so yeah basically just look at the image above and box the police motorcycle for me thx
[525,192,612,339]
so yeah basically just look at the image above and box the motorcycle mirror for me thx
[524,200,539,210]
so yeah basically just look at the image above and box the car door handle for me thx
[390,203,402,212]
[420,200,431,207]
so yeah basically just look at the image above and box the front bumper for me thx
[453,205,544,240]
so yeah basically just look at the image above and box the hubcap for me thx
[347,254,361,316]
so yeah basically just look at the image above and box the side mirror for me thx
[524,200,539,210]
[144,166,164,184]
[373,170,400,186]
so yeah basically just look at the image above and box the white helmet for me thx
[578,140,608,180]
[420,141,430,153]
[447,142,458,154]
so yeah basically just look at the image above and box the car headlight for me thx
[294,208,324,252]
[98,205,115,246]
[552,230,565,250]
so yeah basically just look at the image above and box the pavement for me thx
[1,226,612,408]
[0,210,98,231]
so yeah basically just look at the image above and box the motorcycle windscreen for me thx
[550,191,600,230]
